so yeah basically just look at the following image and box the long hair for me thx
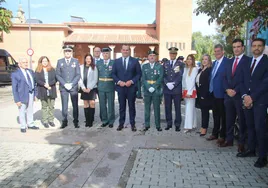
[84,53,95,70]
[36,56,53,73]
[201,54,212,69]
[186,54,196,76]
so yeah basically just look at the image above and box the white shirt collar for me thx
[252,54,264,63]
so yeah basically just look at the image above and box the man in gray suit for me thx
[56,45,81,128]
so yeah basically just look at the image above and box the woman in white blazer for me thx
[79,53,98,127]
[182,54,198,133]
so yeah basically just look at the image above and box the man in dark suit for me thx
[237,38,268,168]
[220,39,249,152]
[11,57,39,133]
[163,47,185,131]
[207,44,228,144]
[112,44,141,131]
[56,45,81,128]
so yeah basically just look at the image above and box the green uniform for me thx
[142,62,163,128]
[97,59,115,125]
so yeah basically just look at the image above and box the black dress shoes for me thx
[60,122,68,129]
[236,150,256,157]
[21,129,26,133]
[43,123,49,128]
[175,127,181,132]
[254,157,267,168]
[28,126,39,130]
[157,127,162,132]
[144,127,150,131]
[108,124,113,128]
[131,125,137,132]
[117,125,124,131]
[165,126,172,130]
[48,122,55,127]
[101,123,109,127]
[74,123,80,128]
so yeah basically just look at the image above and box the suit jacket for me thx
[240,55,268,105]
[35,69,57,100]
[163,60,185,94]
[56,58,81,92]
[223,54,250,100]
[97,59,115,92]
[196,67,213,108]
[78,65,98,90]
[11,68,36,103]
[182,67,198,96]
[112,56,141,93]
[211,56,228,98]
[142,62,163,97]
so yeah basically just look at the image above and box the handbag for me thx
[182,90,197,98]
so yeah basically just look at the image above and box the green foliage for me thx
[0,0,12,41]
[195,0,268,38]
[192,32,214,61]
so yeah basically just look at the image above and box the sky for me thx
[3,0,216,36]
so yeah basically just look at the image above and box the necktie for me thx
[232,57,239,76]
[104,60,108,66]
[123,58,126,70]
[250,59,257,75]
[150,64,153,69]
[209,60,219,92]
[170,60,173,67]
[66,59,69,65]
[26,70,33,91]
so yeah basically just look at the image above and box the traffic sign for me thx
[27,48,34,56]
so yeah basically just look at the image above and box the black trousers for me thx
[60,90,79,123]
[164,93,182,127]
[201,107,210,129]
[212,97,226,138]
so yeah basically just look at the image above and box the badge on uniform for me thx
[154,70,157,75]
[174,66,180,73]
[109,66,112,71]
[71,63,76,68]
[61,63,64,67]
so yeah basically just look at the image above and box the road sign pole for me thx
[28,0,32,70]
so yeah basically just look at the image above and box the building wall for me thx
[0,26,68,69]
[156,0,193,59]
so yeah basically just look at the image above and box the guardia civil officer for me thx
[96,47,115,128]
[142,50,163,131]
[163,47,185,131]
[56,45,81,128]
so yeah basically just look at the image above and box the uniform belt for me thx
[147,80,156,84]
[99,78,113,81]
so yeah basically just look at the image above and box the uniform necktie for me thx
[123,58,127,70]
[250,59,257,75]
[104,60,108,66]
[26,70,33,91]
[150,64,154,69]
[170,60,173,67]
[66,59,69,65]
[232,57,239,76]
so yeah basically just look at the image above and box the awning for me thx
[64,33,159,44]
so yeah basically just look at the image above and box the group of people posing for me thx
[11,38,268,168]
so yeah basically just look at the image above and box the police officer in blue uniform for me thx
[163,47,185,131]
[56,45,81,128]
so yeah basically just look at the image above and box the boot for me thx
[84,108,90,127]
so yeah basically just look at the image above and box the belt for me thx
[147,80,156,84]
[29,89,34,94]
[99,78,113,82]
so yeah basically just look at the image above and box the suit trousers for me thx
[117,88,136,126]
[164,93,182,127]
[19,93,34,129]
[98,91,115,125]
[201,107,210,129]
[184,98,197,129]
[224,98,247,144]
[60,90,79,123]
[212,96,226,138]
[244,104,268,157]
[144,95,161,128]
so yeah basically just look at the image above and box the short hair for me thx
[18,57,28,63]
[251,38,266,46]
[121,44,130,49]
[232,39,244,46]
[214,44,224,50]
[93,47,101,51]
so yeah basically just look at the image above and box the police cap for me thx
[62,45,73,51]
[148,50,158,55]
[101,47,112,52]
[168,47,178,53]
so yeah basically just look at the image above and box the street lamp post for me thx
[28,0,32,69]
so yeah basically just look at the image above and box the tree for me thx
[0,0,12,41]
[192,32,214,61]
[194,0,268,39]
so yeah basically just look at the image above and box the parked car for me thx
[0,49,18,85]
